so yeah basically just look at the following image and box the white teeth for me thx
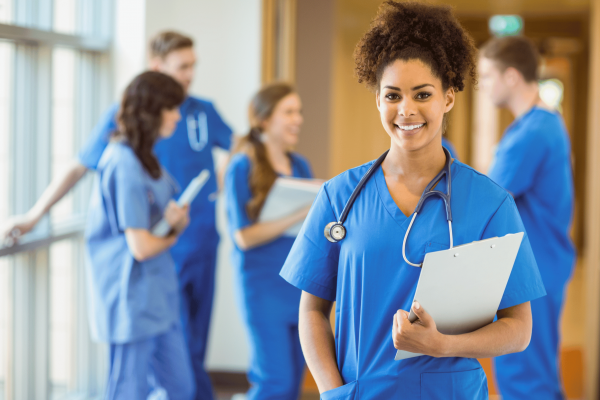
[398,123,425,131]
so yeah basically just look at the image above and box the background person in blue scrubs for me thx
[280,3,546,399]
[86,71,193,399]
[479,36,575,400]
[2,31,232,400]
[442,137,458,160]
[225,83,313,400]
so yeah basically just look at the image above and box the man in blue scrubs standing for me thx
[2,31,232,400]
[479,35,575,400]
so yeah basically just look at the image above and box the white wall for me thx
[145,0,261,372]
[115,0,262,371]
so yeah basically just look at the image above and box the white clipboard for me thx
[258,177,323,237]
[151,169,210,237]
[395,232,524,361]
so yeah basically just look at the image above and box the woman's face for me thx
[376,59,455,153]
[159,107,181,138]
[262,93,303,148]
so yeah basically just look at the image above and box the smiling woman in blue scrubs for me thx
[225,83,313,400]
[85,72,194,399]
[280,2,546,399]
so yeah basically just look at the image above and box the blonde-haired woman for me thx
[225,83,313,400]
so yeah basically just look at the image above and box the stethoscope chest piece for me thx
[325,221,346,243]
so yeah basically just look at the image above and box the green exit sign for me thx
[489,15,523,37]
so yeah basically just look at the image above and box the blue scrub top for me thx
[79,96,233,265]
[280,158,546,399]
[225,152,313,323]
[442,137,458,160]
[84,142,180,343]
[488,107,575,291]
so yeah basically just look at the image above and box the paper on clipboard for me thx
[151,169,210,237]
[395,232,524,360]
[258,177,323,237]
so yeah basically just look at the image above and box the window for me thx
[51,48,77,224]
[0,0,12,24]
[0,256,10,400]
[53,0,77,34]
[0,41,12,224]
[0,1,112,399]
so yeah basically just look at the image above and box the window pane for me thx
[0,42,13,224]
[49,240,75,398]
[51,48,76,224]
[0,0,12,24]
[54,0,77,34]
[0,256,10,400]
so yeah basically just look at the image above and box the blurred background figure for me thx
[3,1,600,400]
[479,35,575,400]
[225,83,313,400]
[1,28,233,400]
[85,71,193,399]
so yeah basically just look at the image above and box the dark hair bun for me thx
[354,1,477,91]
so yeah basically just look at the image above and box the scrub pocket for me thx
[423,241,449,255]
[421,368,488,400]
[320,380,358,400]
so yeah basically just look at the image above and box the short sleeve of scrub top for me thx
[78,104,119,170]
[481,195,546,310]
[224,154,253,232]
[206,101,233,151]
[279,184,340,302]
[487,124,545,197]
[105,149,152,232]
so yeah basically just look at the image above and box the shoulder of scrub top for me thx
[225,152,251,177]
[186,95,219,113]
[288,152,314,178]
[511,108,567,146]
[320,159,379,220]
[98,141,145,177]
[451,160,522,229]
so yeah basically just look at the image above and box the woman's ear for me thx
[444,87,456,113]
[376,90,382,111]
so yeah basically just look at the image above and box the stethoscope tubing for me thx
[327,147,454,268]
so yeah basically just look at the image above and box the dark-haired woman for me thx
[225,83,313,400]
[280,2,546,399]
[85,71,194,399]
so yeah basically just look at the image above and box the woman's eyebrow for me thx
[382,83,435,91]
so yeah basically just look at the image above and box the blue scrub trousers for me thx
[176,247,218,400]
[106,324,195,400]
[244,317,305,400]
[494,287,566,400]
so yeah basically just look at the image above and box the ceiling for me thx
[341,0,590,17]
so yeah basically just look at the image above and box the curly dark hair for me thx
[354,1,477,92]
[114,71,185,179]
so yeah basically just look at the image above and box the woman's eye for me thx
[386,93,400,100]
[416,92,432,100]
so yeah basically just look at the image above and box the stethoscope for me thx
[187,111,209,152]
[324,147,453,268]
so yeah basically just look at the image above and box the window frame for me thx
[0,1,113,398]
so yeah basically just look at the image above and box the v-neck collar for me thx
[374,160,461,229]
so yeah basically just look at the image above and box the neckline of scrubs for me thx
[374,158,461,229]
[276,153,301,178]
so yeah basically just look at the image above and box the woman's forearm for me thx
[125,228,177,262]
[299,292,344,393]
[437,302,532,358]
[234,206,309,250]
